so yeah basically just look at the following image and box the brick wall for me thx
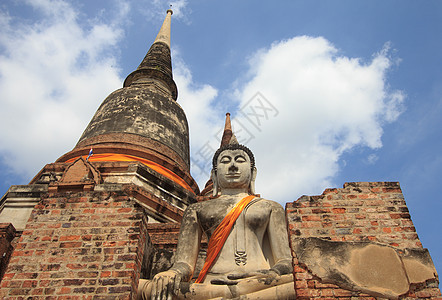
[0,223,17,283]
[0,190,148,299]
[286,182,441,299]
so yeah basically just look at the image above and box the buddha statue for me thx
[138,114,295,299]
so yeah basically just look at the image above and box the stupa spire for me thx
[57,6,197,193]
[123,9,178,100]
[154,8,173,47]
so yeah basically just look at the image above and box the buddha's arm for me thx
[170,204,202,280]
[267,203,293,275]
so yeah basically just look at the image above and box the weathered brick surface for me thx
[287,182,441,299]
[0,190,148,299]
[287,182,419,248]
[0,223,17,283]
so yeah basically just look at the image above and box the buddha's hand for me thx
[151,269,182,300]
[226,269,280,285]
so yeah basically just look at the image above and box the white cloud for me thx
[367,154,379,165]
[138,0,191,23]
[0,1,126,179]
[229,36,405,203]
[172,50,220,185]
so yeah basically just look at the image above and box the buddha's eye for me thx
[235,155,246,163]
[220,156,231,164]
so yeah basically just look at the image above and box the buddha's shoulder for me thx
[185,197,283,211]
[185,197,222,211]
[253,198,284,210]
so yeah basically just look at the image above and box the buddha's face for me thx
[216,149,252,190]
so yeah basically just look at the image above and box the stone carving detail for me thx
[234,250,247,266]
[49,157,101,192]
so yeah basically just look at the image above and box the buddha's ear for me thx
[211,169,219,197]
[249,167,257,195]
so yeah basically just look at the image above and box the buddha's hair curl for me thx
[212,144,255,170]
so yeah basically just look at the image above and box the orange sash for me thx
[195,195,256,283]
[65,153,194,194]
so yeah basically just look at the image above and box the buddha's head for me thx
[211,143,257,196]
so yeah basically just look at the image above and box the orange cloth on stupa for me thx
[65,153,194,194]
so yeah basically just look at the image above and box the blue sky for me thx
[0,0,441,278]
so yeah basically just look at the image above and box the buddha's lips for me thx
[225,173,241,178]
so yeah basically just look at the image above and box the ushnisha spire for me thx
[220,113,233,146]
[220,113,239,146]
[199,113,240,198]
[123,9,177,100]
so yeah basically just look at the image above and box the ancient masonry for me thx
[0,9,440,300]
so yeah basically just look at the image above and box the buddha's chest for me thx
[198,200,270,235]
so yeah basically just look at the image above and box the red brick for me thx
[16,272,39,279]
[294,265,306,273]
[382,227,392,233]
[100,278,120,286]
[65,263,86,269]
[112,271,132,277]
[9,288,32,295]
[296,288,320,297]
[63,279,85,286]
[12,250,34,257]
[78,271,99,278]
[59,235,81,241]
[333,288,353,297]
[59,242,82,248]
[73,286,96,293]
[57,287,72,294]
[2,272,15,280]
[295,280,308,289]
[320,289,334,297]
[108,286,132,293]
[302,215,321,221]
[101,271,112,277]
[383,187,402,193]
[353,228,363,234]
[312,208,331,214]
[2,280,22,288]
[295,272,313,280]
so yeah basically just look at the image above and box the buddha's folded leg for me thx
[138,274,295,299]
[184,274,295,299]
[209,282,296,300]
[235,281,296,300]
[138,279,233,300]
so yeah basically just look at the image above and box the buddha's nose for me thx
[228,164,238,172]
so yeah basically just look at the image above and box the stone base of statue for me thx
[138,274,295,299]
